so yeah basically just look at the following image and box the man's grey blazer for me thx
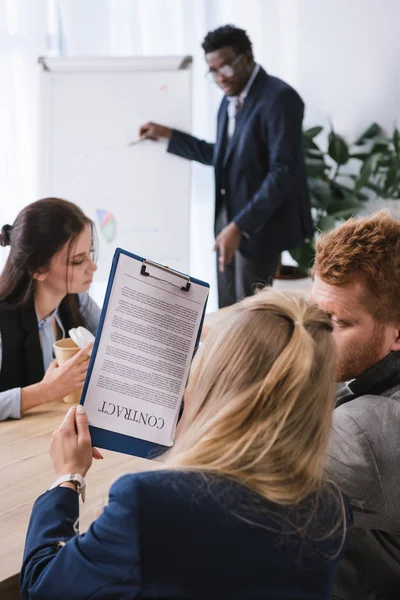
[327,352,400,599]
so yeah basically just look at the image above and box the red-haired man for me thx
[312,211,400,599]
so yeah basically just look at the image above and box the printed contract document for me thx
[82,249,209,457]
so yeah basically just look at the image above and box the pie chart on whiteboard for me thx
[96,209,117,243]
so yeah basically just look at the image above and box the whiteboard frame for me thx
[38,55,192,72]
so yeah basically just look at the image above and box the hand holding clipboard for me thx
[80,249,209,459]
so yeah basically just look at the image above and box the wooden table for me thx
[0,402,154,599]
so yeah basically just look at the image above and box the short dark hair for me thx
[201,25,253,57]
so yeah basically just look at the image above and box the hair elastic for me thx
[0,224,12,247]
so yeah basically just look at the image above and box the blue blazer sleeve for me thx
[234,89,304,235]
[167,129,214,166]
[20,476,141,600]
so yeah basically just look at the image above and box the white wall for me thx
[2,0,399,304]
[41,0,400,141]
[280,0,400,138]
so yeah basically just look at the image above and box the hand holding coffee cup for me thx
[49,340,93,404]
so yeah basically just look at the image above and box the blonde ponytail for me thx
[162,290,336,507]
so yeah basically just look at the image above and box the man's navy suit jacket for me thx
[168,67,313,261]
[20,470,350,599]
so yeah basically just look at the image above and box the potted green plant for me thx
[354,124,400,219]
[280,125,372,277]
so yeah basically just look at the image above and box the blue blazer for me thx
[168,68,313,261]
[21,470,350,599]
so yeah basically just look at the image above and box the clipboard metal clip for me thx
[140,259,191,292]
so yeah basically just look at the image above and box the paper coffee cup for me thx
[53,338,83,404]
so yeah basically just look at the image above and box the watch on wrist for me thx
[48,473,86,502]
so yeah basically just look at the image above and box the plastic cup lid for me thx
[68,326,95,354]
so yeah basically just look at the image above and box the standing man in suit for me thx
[139,25,313,308]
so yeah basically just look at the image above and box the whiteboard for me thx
[38,56,192,306]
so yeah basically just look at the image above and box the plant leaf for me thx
[350,152,372,161]
[332,207,364,219]
[330,180,356,194]
[357,191,368,200]
[329,181,365,201]
[303,137,321,151]
[354,122,381,145]
[289,241,315,274]
[328,131,349,165]
[385,157,400,192]
[307,179,332,209]
[306,148,324,158]
[364,181,386,195]
[316,214,336,232]
[303,126,323,139]
[306,158,327,177]
[326,197,365,213]
[372,142,390,152]
[309,192,324,211]
[326,200,365,219]
[354,153,380,192]
[393,127,400,153]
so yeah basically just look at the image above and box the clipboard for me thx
[80,248,209,459]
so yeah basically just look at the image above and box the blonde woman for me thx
[21,291,351,600]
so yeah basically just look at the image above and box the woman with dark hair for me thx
[0,198,100,421]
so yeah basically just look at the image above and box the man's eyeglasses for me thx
[206,54,244,81]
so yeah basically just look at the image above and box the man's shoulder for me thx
[264,73,296,93]
[258,70,303,104]
[335,393,400,426]
[332,393,400,458]
[328,392,400,528]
